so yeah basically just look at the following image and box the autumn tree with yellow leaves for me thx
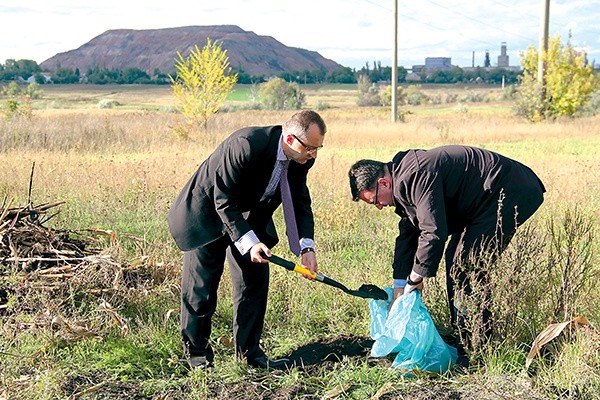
[171,39,237,133]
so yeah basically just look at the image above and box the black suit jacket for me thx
[389,145,545,279]
[168,125,315,252]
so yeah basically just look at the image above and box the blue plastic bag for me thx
[369,288,457,374]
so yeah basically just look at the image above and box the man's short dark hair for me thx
[348,159,385,201]
[284,110,327,137]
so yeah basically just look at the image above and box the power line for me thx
[487,0,598,33]
[358,0,445,30]
[359,0,390,11]
[356,0,534,49]
[354,0,536,65]
[424,0,537,43]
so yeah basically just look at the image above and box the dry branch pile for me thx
[1,201,97,271]
[0,199,156,340]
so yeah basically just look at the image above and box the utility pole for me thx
[537,0,550,84]
[391,0,398,122]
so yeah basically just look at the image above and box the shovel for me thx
[267,254,388,300]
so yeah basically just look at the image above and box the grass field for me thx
[1,84,599,399]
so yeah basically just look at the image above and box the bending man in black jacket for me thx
[348,145,545,353]
[168,110,326,370]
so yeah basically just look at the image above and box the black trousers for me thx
[180,236,269,362]
[444,178,545,347]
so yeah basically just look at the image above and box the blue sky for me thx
[1,0,598,70]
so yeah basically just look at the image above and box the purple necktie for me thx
[280,161,300,256]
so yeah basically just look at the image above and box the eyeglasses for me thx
[293,135,323,154]
[373,182,380,206]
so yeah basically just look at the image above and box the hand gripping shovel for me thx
[267,254,388,300]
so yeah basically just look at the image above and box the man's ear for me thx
[286,134,294,145]
[379,177,391,188]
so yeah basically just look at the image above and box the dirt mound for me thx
[288,334,375,366]
[40,25,342,76]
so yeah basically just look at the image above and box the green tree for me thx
[121,67,150,84]
[151,68,170,84]
[171,39,237,130]
[34,73,46,84]
[15,59,41,78]
[327,67,356,83]
[0,59,40,80]
[515,35,600,121]
[52,67,79,84]
[258,78,305,110]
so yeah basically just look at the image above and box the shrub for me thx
[1,81,21,96]
[405,85,429,105]
[1,82,39,119]
[453,104,469,113]
[576,89,600,117]
[460,90,486,103]
[501,84,518,100]
[258,78,305,110]
[97,99,120,109]
[445,93,458,103]
[430,94,442,105]
[379,85,406,107]
[513,75,547,122]
[314,100,332,111]
[356,74,381,106]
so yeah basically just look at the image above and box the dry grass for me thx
[34,84,175,110]
[1,85,599,399]
[2,105,600,209]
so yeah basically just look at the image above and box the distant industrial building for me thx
[409,57,452,74]
[407,43,521,79]
[498,42,509,68]
[463,42,521,72]
[425,57,453,70]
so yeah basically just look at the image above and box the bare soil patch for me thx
[288,334,376,367]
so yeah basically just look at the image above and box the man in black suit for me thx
[348,145,545,360]
[168,110,326,370]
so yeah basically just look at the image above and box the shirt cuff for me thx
[234,230,260,255]
[394,279,407,288]
[299,237,315,251]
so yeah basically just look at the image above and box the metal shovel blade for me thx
[268,254,387,300]
[355,284,388,300]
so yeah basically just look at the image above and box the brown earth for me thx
[13,333,546,400]
[39,25,342,76]
[287,334,378,368]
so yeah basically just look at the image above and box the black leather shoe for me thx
[248,355,292,370]
[188,354,214,370]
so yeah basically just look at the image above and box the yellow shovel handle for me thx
[267,254,317,279]
[293,265,316,279]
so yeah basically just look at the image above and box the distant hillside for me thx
[39,25,342,76]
